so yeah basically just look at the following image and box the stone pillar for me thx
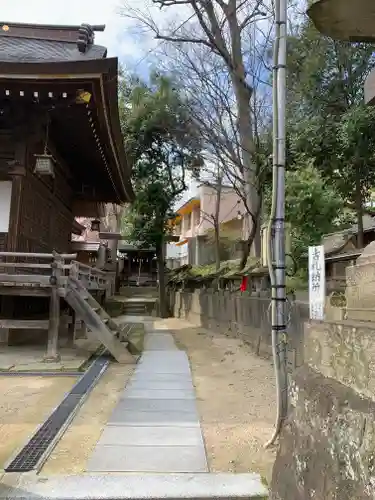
[97,244,106,269]
[107,239,118,267]
[346,241,375,321]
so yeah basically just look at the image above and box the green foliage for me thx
[120,72,201,248]
[286,18,375,247]
[287,21,375,120]
[335,104,375,203]
[266,159,347,263]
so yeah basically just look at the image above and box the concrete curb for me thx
[0,473,268,499]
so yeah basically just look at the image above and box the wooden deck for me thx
[0,252,114,296]
[0,251,117,362]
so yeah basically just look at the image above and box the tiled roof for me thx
[323,215,375,255]
[0,36,106,63]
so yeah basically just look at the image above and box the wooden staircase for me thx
[61,277,134,364]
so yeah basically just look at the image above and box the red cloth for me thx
[240,276,248,292]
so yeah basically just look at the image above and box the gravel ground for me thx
[155,318,277,483]
[0,376,76,470]
[41,364,134,475]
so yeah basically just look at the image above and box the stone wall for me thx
[271,319,375,500]
[169,289,309,368]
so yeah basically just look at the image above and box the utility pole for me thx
[266,0,288,447]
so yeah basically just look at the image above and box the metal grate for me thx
[4,356,108,472]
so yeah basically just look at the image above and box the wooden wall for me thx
[16,137,74,253]
[0,233,6,252]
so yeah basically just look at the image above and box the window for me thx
[186,213,192,230]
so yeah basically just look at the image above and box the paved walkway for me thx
[87,326,208,473]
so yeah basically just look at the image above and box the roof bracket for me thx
[77,24,94,53]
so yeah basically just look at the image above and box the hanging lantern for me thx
[91,219,100,232]
[34,154,55,177]
[34,115,55,176]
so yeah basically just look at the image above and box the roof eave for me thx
[0,57,134,204]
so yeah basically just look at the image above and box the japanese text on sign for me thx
[308,245,325,320]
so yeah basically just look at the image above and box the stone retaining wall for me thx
[169,289,309,368]
[271,319,375,499]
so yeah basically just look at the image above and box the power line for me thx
[132,11,197,69]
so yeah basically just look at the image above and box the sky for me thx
[0,0,185,76]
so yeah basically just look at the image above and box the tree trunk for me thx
[355,166,364,249]
[156,238,168,318]
[239,215,258,270]
[231,74,261,262]
[214,180,222,271]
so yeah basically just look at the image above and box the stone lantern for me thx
[307,0,375,41]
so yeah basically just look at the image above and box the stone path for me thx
[87,328,208,473]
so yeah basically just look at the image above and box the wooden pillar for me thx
[7,141,26,253]
[45,252,62,362]
[67,307,76,347]
[0,143,26,344]
[69,261,83,342]
[74,319,88,341]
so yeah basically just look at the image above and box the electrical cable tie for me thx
[272,325,287,331]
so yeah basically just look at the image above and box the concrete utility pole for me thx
[266,0,288,447]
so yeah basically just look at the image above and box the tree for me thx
[286,18,375,248]
[120,73,201,316]
[280,158,348,262]
[122,0,274,266]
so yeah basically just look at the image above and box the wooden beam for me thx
[0,274,51,284]
[0,287,50,296]
[0,262,52,269]
[0,319,49,329]
[0,252,77,259]
[0,262,71,270]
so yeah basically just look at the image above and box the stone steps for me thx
[1,473,268,499]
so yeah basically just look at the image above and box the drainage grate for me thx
[4,356,109,472]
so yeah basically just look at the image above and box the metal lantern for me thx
[307,0,375,41]
[34,154,55,177]
[91,219,100,232]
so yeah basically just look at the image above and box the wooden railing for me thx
[0,251,115,293]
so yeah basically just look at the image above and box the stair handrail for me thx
[69,260,113,291]
[0,252,77,260]
[0,251,75,284]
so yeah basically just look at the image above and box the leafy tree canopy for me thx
[120,72,201,249]
[285,18,375,248]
